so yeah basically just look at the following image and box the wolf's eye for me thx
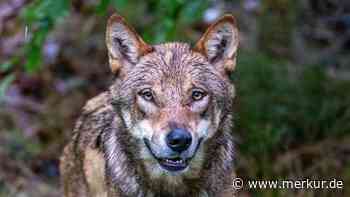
[191,89,206,101]
[138,88,154,101]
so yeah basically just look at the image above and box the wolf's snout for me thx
[166,128,192,153]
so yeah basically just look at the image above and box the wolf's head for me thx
[106,14,238,181]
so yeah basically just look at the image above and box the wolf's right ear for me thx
[106,14,153,74]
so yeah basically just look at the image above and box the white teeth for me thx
[164,159,184,164]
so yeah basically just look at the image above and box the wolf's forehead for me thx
[153,42,192,55]
[122,42,224,92]
[153,42,193,60]
[142,42,207,72]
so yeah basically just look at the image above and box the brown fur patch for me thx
[84,148,107,197]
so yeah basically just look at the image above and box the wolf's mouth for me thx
[158,157,188,171]
[143,139,189,172]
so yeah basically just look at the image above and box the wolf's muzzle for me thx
[143,134,203,172]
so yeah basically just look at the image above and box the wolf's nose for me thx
[166,128,192,152]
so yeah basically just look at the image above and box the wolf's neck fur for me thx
[103,113,234,197]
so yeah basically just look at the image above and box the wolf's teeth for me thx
[164,158,184,164]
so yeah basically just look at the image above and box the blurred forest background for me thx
[0,0,350,196]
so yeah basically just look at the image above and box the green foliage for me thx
[96,0,112,15]
[97,0,209,43]
[21,0,69,72]
[0,0,70,95]
[96,0,128,15]
[0,58,19,102]
[12,0,208,73]
[0,74,15,103]
[235,52,350,156]
[141,0,208,43]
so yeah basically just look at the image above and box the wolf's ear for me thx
[194,15,239,74]
[106,14,152,74]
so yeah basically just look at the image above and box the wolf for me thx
[60,13,239,197]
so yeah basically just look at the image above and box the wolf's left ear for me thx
[194,15,239,74]
[106,14,153,74]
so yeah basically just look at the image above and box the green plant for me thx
[22,0,70,72]
[235,52,350,156]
